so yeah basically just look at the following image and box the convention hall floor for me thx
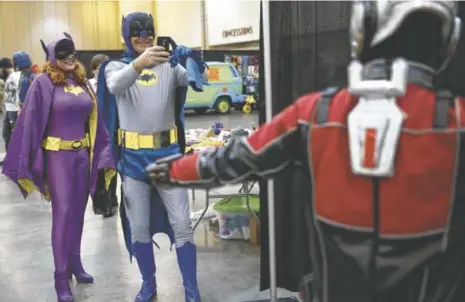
[0,111,299,302]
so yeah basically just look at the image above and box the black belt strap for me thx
[433,90,453,129]
[315,87,340,124]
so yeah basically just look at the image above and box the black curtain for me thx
[259,1,465,292]
[259,1,352,292]
[438,3,465,96]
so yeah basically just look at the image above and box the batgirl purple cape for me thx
[2,37,115,205]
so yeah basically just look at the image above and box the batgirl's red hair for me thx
[41,61,87,86]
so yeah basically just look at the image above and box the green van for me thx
[185,62,246,114]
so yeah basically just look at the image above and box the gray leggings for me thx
[122,175,194,247]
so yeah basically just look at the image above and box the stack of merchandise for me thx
[185,123,256,153]
[213,195,260,240]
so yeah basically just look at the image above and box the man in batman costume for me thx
[97,12,206,302]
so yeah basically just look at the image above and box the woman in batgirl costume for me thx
[2,33,116,302]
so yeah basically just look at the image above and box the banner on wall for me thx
[206,0,260,46]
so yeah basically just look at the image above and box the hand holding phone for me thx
[133,46,170,72]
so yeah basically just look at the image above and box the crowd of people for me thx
[0,55,37,160]
[0,12,204,302]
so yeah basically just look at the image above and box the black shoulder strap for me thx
[315,87,340,124]
[433,90,453,129]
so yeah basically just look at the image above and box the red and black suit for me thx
[165,60,465,302]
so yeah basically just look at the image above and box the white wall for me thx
[206,0,260,46]
[156,0,202,48]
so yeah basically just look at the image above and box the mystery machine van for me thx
[185,62,246,114]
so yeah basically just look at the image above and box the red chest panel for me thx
[310,87,463,236]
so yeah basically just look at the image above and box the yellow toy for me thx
[185,140,225,153]
[242,95,256,114]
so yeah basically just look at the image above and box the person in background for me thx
[2,33,116,302]
[0,58,13,165]
[89,53,118,218]
[15,51,35,109]
[31,64,40,74]
[0,57,13,113]
[0,76,3,114]
[2,54,22,151]
[89,54,109,92]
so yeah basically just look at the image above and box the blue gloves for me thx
[169,46,208,92]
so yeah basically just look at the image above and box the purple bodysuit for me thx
[46,78,93,140]
[45,78,95,286]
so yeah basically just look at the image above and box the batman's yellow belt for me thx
[42,134,90,151]
[118,128,177,150]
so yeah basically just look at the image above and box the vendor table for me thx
[192,181,258,231]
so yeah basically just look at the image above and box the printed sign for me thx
[207,67,220,81]
[222,26,254,39]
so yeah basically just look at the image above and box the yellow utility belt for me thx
[42,134,90,151]
[118,128,177,150]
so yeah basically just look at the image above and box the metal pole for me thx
[200,0,209,50]
[262,1,277,301]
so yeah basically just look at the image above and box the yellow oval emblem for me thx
[64,85,84,96]
[71,140,83,149]
[137,69,158,86]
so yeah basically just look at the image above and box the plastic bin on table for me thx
[213,195,260,240]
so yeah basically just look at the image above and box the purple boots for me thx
[54,271,74,302]
[67,254,94,283]
[53,238,94,302]
[51,192,93,302]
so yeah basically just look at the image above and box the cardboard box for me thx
[249,215,260,245]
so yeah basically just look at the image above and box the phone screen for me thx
[156,37,170,52]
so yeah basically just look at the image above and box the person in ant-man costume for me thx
[147,1,465,301]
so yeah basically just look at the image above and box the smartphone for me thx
[156,36,171,52]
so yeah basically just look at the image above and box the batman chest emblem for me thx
[64,85,84,96]
[137,70,158,86]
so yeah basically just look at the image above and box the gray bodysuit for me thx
[105,61,193,247]
[105,61,187,132]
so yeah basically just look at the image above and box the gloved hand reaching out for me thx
[146,154,183,186]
